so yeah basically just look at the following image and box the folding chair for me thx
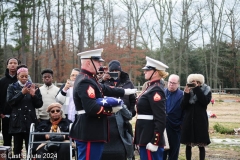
[27,123,75,160]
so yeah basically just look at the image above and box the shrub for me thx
[213,123,234,134]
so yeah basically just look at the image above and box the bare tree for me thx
[152,0,172,60]
[224,0,240,88]
[206,0,227,88]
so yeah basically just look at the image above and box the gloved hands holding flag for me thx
[96,97,123,113]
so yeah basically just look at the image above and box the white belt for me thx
[77,110,86,114]
[137,115,153,120]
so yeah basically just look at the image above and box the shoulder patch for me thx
[153,92,161,101]
[87,86,95,98]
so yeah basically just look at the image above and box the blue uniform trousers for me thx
[140,146,164,160]
[76,141,104,160]
[163,124,181,160]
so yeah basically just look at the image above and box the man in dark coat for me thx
[164,74,184,160]
[0,57,20,146]
[180,74,211,160]
[100,60,136,160]
[69,48,137,160]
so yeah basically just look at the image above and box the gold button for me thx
[154,142,156,144]
[98,117,100,118]
[155,138,157,140]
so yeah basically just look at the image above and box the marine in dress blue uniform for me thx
[69,48,137,160]
[134,56,169,160]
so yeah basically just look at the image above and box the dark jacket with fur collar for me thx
[180,84,211,145]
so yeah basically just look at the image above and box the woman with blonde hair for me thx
[134,56,169,160]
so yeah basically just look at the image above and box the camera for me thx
[187,83,196,87]
[25,81,32,88]
[108,72,119,80]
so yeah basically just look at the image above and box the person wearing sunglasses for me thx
[32,102,72,160]
[99,60,136,160]
[6,66,43,160]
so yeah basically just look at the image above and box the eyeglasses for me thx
[50,109,61,114]
[70,74,78,77]
[168,81,178,85]
[97,72,104,75]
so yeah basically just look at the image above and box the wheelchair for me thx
[27,123,77,160]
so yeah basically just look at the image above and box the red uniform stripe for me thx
[147,149,152,160]
[86,142,91,160]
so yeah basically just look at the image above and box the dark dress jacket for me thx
[103,71,136,116]
[180,85,211,145]
[69,69,124,142]
[34,118,72,141]
[6,82,43,134]
[134,80,166,147]
[101,105,133,160]
[0,69,18,115]
[101,71,136,159]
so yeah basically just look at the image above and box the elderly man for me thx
[163,74,184,160]
[69,48,137,160]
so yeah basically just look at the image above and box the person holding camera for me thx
[56,68,80,122]
[37,69,59,122]
[6,66,43,160]
[180,74,211,160]
[99,60,136,160]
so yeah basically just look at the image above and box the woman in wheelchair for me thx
[32,103,72,160]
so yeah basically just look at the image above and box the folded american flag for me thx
[96,97,123,107]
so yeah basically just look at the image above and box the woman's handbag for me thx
[45,142,61,153]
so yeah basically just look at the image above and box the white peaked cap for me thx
[77,48,104,62]
[142,56,169,71]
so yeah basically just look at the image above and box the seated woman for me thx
[32,103,72,160]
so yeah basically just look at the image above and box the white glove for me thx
[146,143,158,152]
[124,89,137,95]
[112,105,123,113]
